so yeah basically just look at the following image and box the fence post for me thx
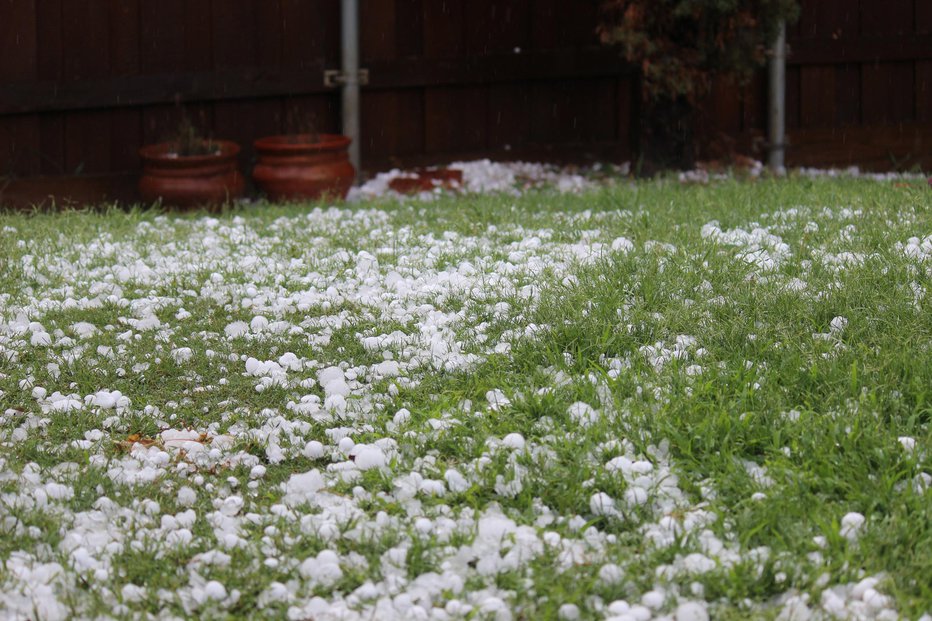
[767,21,787,172]
[341,0,361,178]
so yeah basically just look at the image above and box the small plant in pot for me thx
[138,116,245,208]
[252,111,356,202]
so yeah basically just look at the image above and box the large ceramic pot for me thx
[252,134,355,201]
[138,140,244,208]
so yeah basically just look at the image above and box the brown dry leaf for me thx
[115,434,161,452]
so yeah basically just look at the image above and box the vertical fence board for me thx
[109,0,142,172]
[61,0,110,174]
[800,66,836,127]
[423,0,464,58]
[425,86,487,152]
[362,0,397,61]
[0,0,40,177]
[918,0,932,34]
[798,0,856,39]
[139,0,185,74]
[529,79,616,144]
[862,61,915,123]
[488,83,530,149]
[256,0,283,67]
[213,1,257,69]
[860,0,914,36]
[834,64,861,126]
[465,0,530,56]
[361,90,424,161]
[394,0,423,58]
[916,61,932,122]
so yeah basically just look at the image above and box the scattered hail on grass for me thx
[0,176,929,620]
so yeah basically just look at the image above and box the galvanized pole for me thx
[767,21,786,172]
[341,0,361,178]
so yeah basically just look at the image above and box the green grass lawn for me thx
[0,176,929,620]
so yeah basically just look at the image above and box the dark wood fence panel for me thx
[1,0,930,206]
[699,0,932,170]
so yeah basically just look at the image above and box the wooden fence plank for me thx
[797,0,856,39]
[862,61,915,124]
[529,79,616,144]
[0,0,40,176]
[488,82,530,149]
[834,64,861,126]
[139,0,185,74]
[361,90,424,161]
[361,0,397,61]
[425,86,487,152]
[861,0,914,36]
[465,0,530,56]
[256,0,284,67]
[394,0,424,58]
[423,0,464,58]
[213,1,257,69]
[916,61,932,122]
[109,0,142,172]
[918,0,932,34]
[800,66,836,127]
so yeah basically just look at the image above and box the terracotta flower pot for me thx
[252,134,355,201]
[138,140,244,208]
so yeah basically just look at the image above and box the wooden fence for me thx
[0,0,929,205]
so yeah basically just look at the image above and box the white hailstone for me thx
[898,436,916,453]
[249,465,267,479]
[354,445,387,470]
[444,469,469,493]
[338,437,356,454]
[250,315,269,332]
[224,321,249,338]
[501,433,526,451]
[851,577,880,600]
[121,584,146,603]
[589,492,616,517]
[557,603,580,621]
[478,596,511,621]
[177,486,197,506]
[628,605,652,621]
[486,389,511,411]
[31,331,52,346]
[31,386,47,399]
[612,237,634,253]
[204,580,227,601]
[675,601,709,621]
[393,408,412,426]
[414,517,433,534]
[171,347,193,364]
[303,440,326,459]
[568,402,600,427]
[373,360,400,377]
[840,512,866,540]
[317,366,345,386]
[599,564,625,585]
[642,591,665,609]
[300,551,343,587]
[283,470,325,505]
[220,496,244,516]
[323,378,351,398]
[829,316,848,334]
[624,486,649,507]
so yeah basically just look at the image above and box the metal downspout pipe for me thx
[768,21,787,172]
[341,0,361,178]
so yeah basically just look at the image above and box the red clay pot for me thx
[138,140,244,208]
[252,134,355,201]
